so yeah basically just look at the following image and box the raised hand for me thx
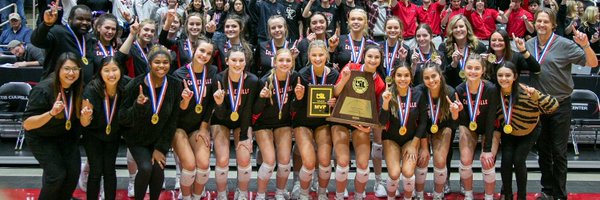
[291,40,300,59]
[451,43,463,66]
[294,77,305,100]
[43,0,61,26]
[81,99,93,118]
[411,48,421,64]
[513,33,526,52]
[328,34,339,52]
[181,80,193,101]
[259,81,271,98]
[341,67,351,80]
[398,47,408,62]
[164,4,178,27]
[119,7,132,23]
[573,29,591,47]
[519,83,539,101]
[137,85,148,105]
[213,81,225,105]
[307,32,316,41]
[130,17,140,35]
[50,93,64,116]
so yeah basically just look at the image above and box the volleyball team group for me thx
[21,0,598,199]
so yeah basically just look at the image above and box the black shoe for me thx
[536,192,553,200]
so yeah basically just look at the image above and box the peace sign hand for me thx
[43,0,61,26]
[294,77,305,100]
[519,84,539,101]
[137,85,148,105]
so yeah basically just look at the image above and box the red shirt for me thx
[416,2,445,35]
[465,9,499,40]
[391,1,418,38]
[336,63,386,108]
[441,7,466,28]
[506,8,533,38]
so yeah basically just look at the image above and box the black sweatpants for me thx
[27,134,81,200]
[83,135,119,200]
[501,132,536,200]
[128,145,165,200]
[538,98,571,199]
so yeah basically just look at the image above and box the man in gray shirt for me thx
[6,40,45,67]
[524,7,597,200]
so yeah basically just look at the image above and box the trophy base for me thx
[326,116,382,128]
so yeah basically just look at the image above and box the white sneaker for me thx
[460,180,465,195]
[175,174,181,190]
[255,193,266,200]
[300,192,312,200]
[311,173,319,192]
[127,178,135,197]
[217,191,228,200]
[353,192,365,200]
[344,189,349,198]
[78,163,88,192]
[374,179,387,198]
[178,191,182,200]
[234,189,248,200]
[414,192,424,200]
[464,192,473,200]
[99,178,105,199]
[275,189,289,200]
[443,182,451,194]
[317,191,328,200]
[291,180,301,199]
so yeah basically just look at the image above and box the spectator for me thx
[441,0,467,29]
[464,0,507,42]
[0,0,27,30]
[504,0,534,39]
[0,13,32,50]
[302,0,338,36]
[416,0,446,48]
[577,6,600,53]
[528,1,540,14]
[391,0,419,48]
[6,40,45,67]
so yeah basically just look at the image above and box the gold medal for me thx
[106,125,111,135]
[503,124,513,134]
[82,57,89,65]
[385,76,392,84]
[230,111,239,121]
[65,120,72,130]
[430,124,439,134]
[487,54,496,63]
[469,121,477,131]
[278,111,282,120]
[431,54,439,61]
[151,113,159,124]
[399,126,407,135]
[195,104,203,114]
[459,70,466,79]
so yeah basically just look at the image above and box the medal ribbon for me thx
[417,48,431,63]
[427,91,441,125]
[310,65,326,85]
[97,41,114,58]
[396,88,412,129]
[500,93,513,127]
[145,73,168,116]
[466,81,484,123]
[228,72,245,113]
[273,72,290,115]
[459,46,469,70]
[186,38,194,58]
[534,33,557,65]
[60,88,73,122]
[187,64,207,107]
[134,41,149,64]
[493,56,504,64]
[65,24,86,58]
[385,40,399,77]
[271,39,289,55]
[348,34,365,63]
[103,91,118,126]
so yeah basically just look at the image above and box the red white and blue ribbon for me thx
[534,32,556,65]
[348,34,365,63]
[65,24,86,58]
[397,88,412,128]
[466,81,484,123]
[385,40,399,77]
[228,73,245,113]
[187,64,207,107]
[145,73,168,116]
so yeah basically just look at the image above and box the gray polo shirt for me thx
[525,35,586,101]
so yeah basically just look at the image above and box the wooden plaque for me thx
[307,85,334,118]
[327,71,380,127]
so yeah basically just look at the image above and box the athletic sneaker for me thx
[300,192,312,200]
[178,191,182,200]
[275,189,289,200]
[317,189,328,200]
[234,189,248,200]
[175,174,180,190]
[373,179,387,197]
[78,163,88,192]
[345,189,349,198]
[353,192,365,200]
[217,191,228,200]
[311,172,319,191]
[255,193,266,200]
[414,192,424,200]
[460,180,465,195]
[444,182,451,194]
[291,180,301,199]
[127,176,135,198]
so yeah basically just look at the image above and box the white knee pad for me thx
[238,165,252,183]
[371,142,383,160]
[299,166,314,182]
[335,165,349,182]
[433,167,447,185]
[319,164,332,180]
[277,162,292,178]
[180,168,196,187]
[215,166,229,185]
[459,163,473,179]
[415,167,428,185]
[195,168,210,185]
[482,167,496,184]
[258,163,274,180]
[402,174,415,192]
[355,167,370,184]
[386,177,399,193]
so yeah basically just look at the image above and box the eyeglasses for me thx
[62,67,81,73]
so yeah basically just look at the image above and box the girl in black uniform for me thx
[214,15,253,71]
[253,49,300,199]
[439,15,487,87]
[329,8,369,70]
[80,57,125,200]
[454,54,499,200]
[160,10,206,68]
[292,40,339,199]
[23,52,84,199]
[379,63,427,200]
[91,14,119,70]
[410,23,444,86]
[118,45,184,200]
[171,38,218,199]
[210,46,259,200]
[297,12,331,69]
[414,63,462,200]
[123,19,157,78]
[485,29,540,84]
[255,15,298,78]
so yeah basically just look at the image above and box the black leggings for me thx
[83,135,119,200]
[128,145,165,200]
[501,132,536,200]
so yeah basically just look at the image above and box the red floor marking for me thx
[2,189,600,200]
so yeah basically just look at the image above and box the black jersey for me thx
[210,71,260,140]
[438,41,487,87]
[214,39,254,72]
[253,71,300,130]
[414,84,458,133]
[159,31,195,69]
[410,47,444,86]
[173,64,218,133]
[82,83,125,142]
[379,87,428,146]
[254,40,292,78]
[119,74,183,154]
[292,65,339,128]
[485,51,540,85]
[331,34,369,69]
[377,40,412,79]
[455,80,499,152]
